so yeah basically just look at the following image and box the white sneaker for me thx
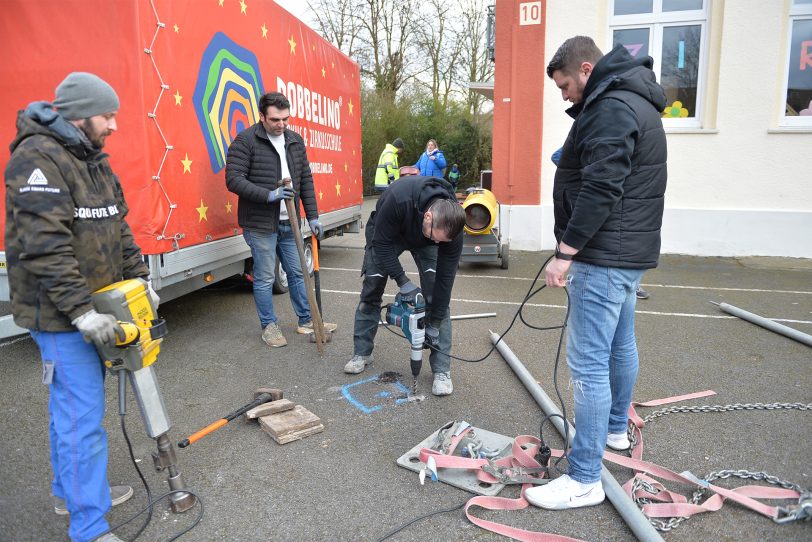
[344,354,373,374]
[525,474,605,510]
[431,372,453,396]
[606,432,631,451]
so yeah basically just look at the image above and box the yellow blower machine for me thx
[460,188,509,269]
[92,278,195,513]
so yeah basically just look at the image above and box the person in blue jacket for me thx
[414,139,446,177]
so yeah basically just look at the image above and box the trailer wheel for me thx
[304,239,314,276]
[500,243,510,269]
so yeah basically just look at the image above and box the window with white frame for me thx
[608,0,708,128]
[783,0,812,127]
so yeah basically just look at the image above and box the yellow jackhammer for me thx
[92,278,195,513]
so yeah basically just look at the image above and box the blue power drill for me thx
[385,292,426,394]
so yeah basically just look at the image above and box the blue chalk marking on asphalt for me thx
[393,381,411,404]
[341,375,414,413]
[341,376,383,413]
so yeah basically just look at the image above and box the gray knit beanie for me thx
[54,72,120,120]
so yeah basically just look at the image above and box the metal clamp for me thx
[774,495,812,524]
[481,459,549,485]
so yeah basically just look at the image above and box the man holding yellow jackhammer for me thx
[4,72,157,542]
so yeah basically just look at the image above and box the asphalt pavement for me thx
[1,196,810,542]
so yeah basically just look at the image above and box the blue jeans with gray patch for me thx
[564,261,644,484]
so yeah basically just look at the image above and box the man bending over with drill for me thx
[344,176,465,396]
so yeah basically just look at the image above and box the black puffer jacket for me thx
[225,123,318,232]
[368,176,463,319]
[554,44,668,269]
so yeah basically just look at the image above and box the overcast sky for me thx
[274,0,315,27]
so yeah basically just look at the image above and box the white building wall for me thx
[505,0,812,258]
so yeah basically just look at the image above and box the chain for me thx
[642,402,811,423]
[631,477,690,531]
[633,469,811,531]
[628,403,812,531]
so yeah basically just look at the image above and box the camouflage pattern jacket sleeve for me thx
[4,120,148,331]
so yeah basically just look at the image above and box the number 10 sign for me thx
[520,1,542,26]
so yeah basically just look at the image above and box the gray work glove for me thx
[423,324,440,350]
[147,282,160,310]
[308,218,323,240]
[267,186,294,203]
[398,281,421,305]
[72,310,123,347]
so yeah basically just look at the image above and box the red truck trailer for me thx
[0,0,363,338]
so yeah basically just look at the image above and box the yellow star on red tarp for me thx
[197,200,208,222]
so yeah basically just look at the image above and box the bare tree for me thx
[457,0,494,115]
[310,0,421,100]
[413,0,464,112]
[306,0,361,58]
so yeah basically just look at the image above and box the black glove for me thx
[387,174,395,182]
[267,186,294,203]
[398,281,421,305]
[309,219,323,240]
[423,324,440,349]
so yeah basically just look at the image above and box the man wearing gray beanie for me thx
[4,71,154,542]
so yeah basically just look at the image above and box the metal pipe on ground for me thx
[489,331,664,542]
[710,301,812,347]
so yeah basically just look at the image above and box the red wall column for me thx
[491,0,546,206]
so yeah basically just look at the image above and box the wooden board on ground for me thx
[245,398,295,419]
[259,404,324,444]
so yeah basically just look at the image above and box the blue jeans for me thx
[31,330,112,542]
[565,261,644,484]
[244,221,310,329]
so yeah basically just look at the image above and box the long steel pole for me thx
[489,331,664,542]
[711,302,812,347]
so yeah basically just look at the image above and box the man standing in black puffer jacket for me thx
[226,92,336,348]
[528,36,667,511]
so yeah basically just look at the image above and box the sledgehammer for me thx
[178,388,283,448]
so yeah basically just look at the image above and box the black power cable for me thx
[94,372,204,541]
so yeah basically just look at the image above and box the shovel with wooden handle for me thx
[279,178,327,355]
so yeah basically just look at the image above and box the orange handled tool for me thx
[178,391,278,448]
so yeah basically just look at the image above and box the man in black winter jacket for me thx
[527,36,667,511]
[226,92,336,348]
[344,176,465,396]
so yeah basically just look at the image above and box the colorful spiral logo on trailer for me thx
[193,32,264,173]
